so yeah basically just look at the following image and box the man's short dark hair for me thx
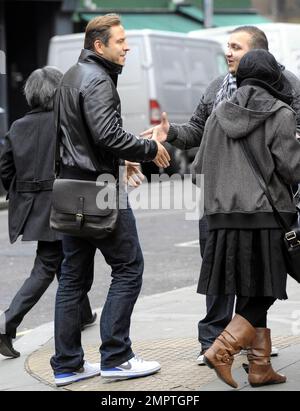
[84,13,121,50]
[24,66,62,111]
[230,26,269,50]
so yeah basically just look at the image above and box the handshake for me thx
[140,112,171,169]
[125,112,171,187]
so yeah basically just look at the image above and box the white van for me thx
[189,23,300,79]
[48,29,227,174]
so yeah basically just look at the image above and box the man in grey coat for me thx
[141,25,300,363]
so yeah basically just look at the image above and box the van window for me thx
[117,40,148,135]
[186,47,217,85]
[217,53,228,75]
[153,44,186,85]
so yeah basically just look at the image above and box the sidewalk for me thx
[1,284,300,391]
[0,196,7,210]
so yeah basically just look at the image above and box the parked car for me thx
[48,29,227,178]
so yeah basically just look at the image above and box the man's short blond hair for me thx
[84,13,121,50]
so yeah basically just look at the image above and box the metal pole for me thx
[203,0,214,28]
[0,1,8,137]
[272,0,285,21]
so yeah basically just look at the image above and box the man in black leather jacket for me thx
[50,14,170,387]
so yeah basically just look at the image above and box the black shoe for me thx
[0,333,20,358]
[81,313,97,331]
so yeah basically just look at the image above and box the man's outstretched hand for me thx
[124,161,145,188]
[152,141,170,168]
[140,112,170,143]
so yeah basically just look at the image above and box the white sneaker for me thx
[240,346,279,357]
[196,349,207,365]
[240,349,248,356]
[101,355,161,379]
[196,350,207,366]
[54,361,100,387]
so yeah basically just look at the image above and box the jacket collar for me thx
[27,108,46,115]
[78,49,123,77]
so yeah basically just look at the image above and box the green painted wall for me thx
[79,0,170,9]
[191,1,253,9]
[79,0,254,11]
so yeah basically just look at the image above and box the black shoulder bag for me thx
[240,139,300,283]
[50,90,118,240]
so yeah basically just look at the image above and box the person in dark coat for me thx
[192,49,300,388]
[141,26,300,363]
[0,66,96,359]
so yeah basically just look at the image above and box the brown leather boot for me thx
[204,314,256,388]
[247,328,286,387]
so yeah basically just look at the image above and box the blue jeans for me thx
[50,207,144,373]
[198,295,235,350]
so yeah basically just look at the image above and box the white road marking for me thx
[16,329,33,337]
[175,239,199,248]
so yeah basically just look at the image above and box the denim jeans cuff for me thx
[101,350,135,369]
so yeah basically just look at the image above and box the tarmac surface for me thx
[1,283,300,392]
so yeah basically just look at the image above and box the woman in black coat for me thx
[0,67,96,358]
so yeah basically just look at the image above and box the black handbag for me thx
[241,139,300,283]
[50,90,118,240]
[50,178,118,239]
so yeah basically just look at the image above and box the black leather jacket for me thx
[57,49,157,178]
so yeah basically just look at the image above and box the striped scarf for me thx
[213,73,237,110]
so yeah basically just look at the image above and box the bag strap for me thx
[55,87,104,176]
[240,138,291,233]
[54,90,61,176]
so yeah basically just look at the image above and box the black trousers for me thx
[235,296,276,327]
[1,240,93,338]
[198,217,276,350]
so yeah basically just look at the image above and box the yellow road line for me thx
[16,329,33,337]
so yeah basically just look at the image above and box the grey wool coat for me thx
[0,109,61,243]
[192,85,300,230]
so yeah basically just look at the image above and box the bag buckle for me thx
[76,213,84,228]
[285,231,300,247]
[75,197,84,229]
[286,231,297,241]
